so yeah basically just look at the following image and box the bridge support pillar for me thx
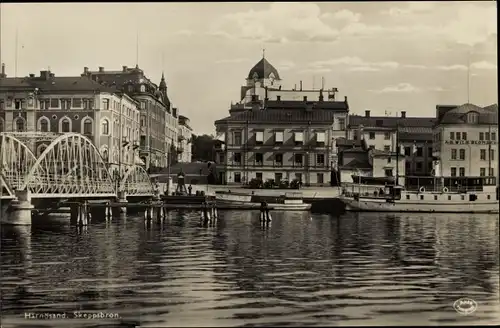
[115,191,128,216]
[6,190,34,225]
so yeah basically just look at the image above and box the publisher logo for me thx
[453,298,478,315]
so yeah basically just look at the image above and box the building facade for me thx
[432,103,498,181]
[177,115,193,163]
[348,110,436,177]
[82,66,178,170]
[215,56,349,186]
[0,66,140,168]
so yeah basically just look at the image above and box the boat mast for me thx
[488,124,492,184]
[395,119,399,186]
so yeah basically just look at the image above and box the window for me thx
[451,149,457,160]
[459,149,465,160]
[459,167,465,177]
[420,195,424,200]
[448,195,452,200]
[406,195,410,200]
[61,119,70,132]
[40,100,50,109]
[480,149,486,160]
[140,85,146,92]
[384,145,391,152]
[387,157,392,163]
[317,154,325,166]
[103,99,109,110]
[83,119,92,135]
[416,147,423,157]
[40,119,48,132]
[274,173,283,183]
[61,99,71,110]
[384,132,390,140]
[316,132,326,145]
[451,167,457,177]
[140,101,146,109]
[275,131,284,143]
[405,147,411,156]
[462,132,467,140]
[490,149,495,160]
[275,153,283,166]
[416,162,423,171]
[72,98,82,108]
[83,99,93,109]
[256,172,263,180]
[480,132,484,141]
[50,98,59,108]
[434,195,438,200]
[294,154,303,166]
[234,152,241,163]
[0,119,3,132]
[255,153,263,166]
[480,168,486,176]
[467,112,479,123]
[492,132,497,141]
[317,173,324,184]
[295,173,302,181]
[384,169,393,177]
[0,100,4,110]
[338,118,345,130]
[294,132,304,144]
[450,132,455,140]
[405,162,411,172]
[234,172,241,183]
[15,118,24,132]
[489,168,494,176]
[233,131,242,146]
[369,132,375,139]
[255,131,264,144]
[456,132,461,141]
[14,99,21,110]
[428,147,433,155]
[101,119,109,135]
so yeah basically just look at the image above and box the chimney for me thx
[122,66,128,72]
[300,80,303,91]
[99,66,104,72]
[29,73,35,78]
[172,107,178,117]
[401,111,406,118]
[276,95,281,101]
[0,63,5,77]
[365,110,370,118]
[303,96,307,101]
[358,124,365,141]
[84,67,89,74]
[49,73,55,78]
[40,70,49,80]
[319,89,324,102]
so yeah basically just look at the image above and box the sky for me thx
[0,2,497,135]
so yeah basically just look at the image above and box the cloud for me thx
[321,9,361,24]
[382,2,435,16]
[275,60,295,71]
[174,29,194,37]
[435,65,468,71]
[215,58,252,64]
[370,83,421,94]
[308,56,399,72]
[471,60,497,70]
[208,3,341,43]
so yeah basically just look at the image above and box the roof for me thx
[437,103,498,125]
[335,137,364,148]
[0,74,118,94]
[369,149,400,157]
[247,58,281,80]
[215,109,338,124]
[342,147,366,153]
[399,131,432,141]
[349,115,436,128]
[340,158,372,170]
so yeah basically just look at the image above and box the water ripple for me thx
[1,211,499,327]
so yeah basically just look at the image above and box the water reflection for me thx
[1,211,499,327]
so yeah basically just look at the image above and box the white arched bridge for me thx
[0,132,155,200]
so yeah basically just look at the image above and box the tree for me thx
[191,134,216,162]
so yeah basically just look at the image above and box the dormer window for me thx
[252,72,259,79]
[466,111,479,124]
[140,85,146,93]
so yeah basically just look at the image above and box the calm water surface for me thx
[1,211,499,327]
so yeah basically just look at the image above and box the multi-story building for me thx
[0,66,140,168]
[348,110,436,177]
[215,56,349,186]
[81,66,177,170]
[432,103,498,181]
[177,115,193,163]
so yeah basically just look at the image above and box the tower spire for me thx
[262,48,266,59]
[467,51,471,104]
[135,29,139,68]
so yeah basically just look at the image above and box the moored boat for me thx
[215,191,311,211]
[339,178,499,213]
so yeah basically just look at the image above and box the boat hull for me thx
[340,196,499,214]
